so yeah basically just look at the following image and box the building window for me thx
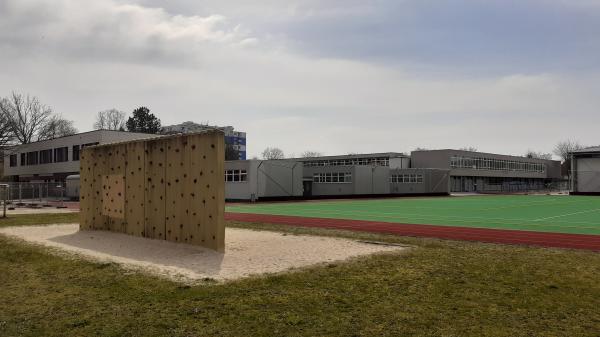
[20,153,25,166]
[390,174,424,183]
[449,155,546,173]
[304,157,391,167]
[26,151,38,165]
[73,145,80,161]
[9,154,17,167]
[39,149,53,164]
[225,169,248,182]
[313,172,352,183]
[54,147,68,162]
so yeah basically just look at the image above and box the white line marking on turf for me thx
[533,208,600,222]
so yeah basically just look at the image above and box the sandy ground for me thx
[0,224,405,283]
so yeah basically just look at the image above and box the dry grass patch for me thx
[0,215,599,336]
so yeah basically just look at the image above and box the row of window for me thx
[225,169,248,182]
[313,172,353,183]
[390,174,424,183]
[450,156,546,173]
[303,157,390,167]
[8,142,99,167]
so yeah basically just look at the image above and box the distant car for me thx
[66,175,80,200]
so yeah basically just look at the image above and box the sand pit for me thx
[0,224,405,282]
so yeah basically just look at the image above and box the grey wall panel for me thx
[257,160,303,198]
[576,157,600,192]
[353,166,373,194]
[390,168,450,194]
[411,149,561,179]
[372,166,391,194]
[225,160,256,200]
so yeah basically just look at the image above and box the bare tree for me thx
[459,147,478,152]
[300,151,323,158]
[37,116,78,141]
[0,92,52,144]
[261,147,285,160]
[525,150,553,160]
[94,109,126,130]
[553,140,585,162]
[0,110,14,147]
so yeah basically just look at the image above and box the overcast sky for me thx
[1,0,599,158]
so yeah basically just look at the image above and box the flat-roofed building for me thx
[570,146,600,195]
[410,149,562,193]
[296,152,450,198]
[3,130,158,182]
[299,152,410,169]
[225,160,303,201]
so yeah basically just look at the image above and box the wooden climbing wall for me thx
[79,131,225,252]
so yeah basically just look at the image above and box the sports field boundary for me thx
[225,212,600,251]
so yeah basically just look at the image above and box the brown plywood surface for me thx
[107,145,128,232]
[79,131,224,251]
[79,149,94,230]
[125,141,145,237]
[101,174,125,219]
[144,138,167,240]
[165,136,188,243]
[93,147,110,230]
[190,131,225,251]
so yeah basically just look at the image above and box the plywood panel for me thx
[165,136,188,243]
[184,132,225,251]
[79,131,225,251]
[106,144,127,232]
[92,147,110,230]
[79,149,94,230]
[144,139,166,240]
[205,133,225,251]
[125,141,145,237]
[184,134,204,246]
[102,174,125,219]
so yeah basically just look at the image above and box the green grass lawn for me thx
[227,195,600,235]
[0,212,79,228]
[0,213,599,336]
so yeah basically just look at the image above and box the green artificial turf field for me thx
[226,195,600,235]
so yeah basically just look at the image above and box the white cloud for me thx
[0,0,599,159]
[0,0,252,64]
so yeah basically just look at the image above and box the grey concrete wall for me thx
[225,160,303,200]
[256,160,303,198]
[305,165,391,196]
[304,165,356,196]
[575,157,600,192]
[225,160,257,200]
[410,151,451,170]
[389,168,450,194]
[372,166,391,194]
[353,166,373,194]
[389,157,410,169]
[411,149,561,179]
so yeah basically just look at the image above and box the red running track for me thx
[225,212,600,251]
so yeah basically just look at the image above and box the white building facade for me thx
[3,130,158,182]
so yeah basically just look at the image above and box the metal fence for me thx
[478,181,569,194]
[0,182,68,203]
